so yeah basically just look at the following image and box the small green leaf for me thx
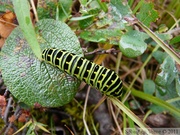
[80,29,123,45]
[149,104,167,114]
[78,8,99,29]
[96,0,108,12]
[136,2,158,27]
[143,79,155,95]
[155,56,176,86]
[13,0,41,60]
[96,13,113,28]
[108,0,132,29]
[170,35,180,45]
[79,16,94,29]
[37,2,56,19]
[158,24,168,33]
[119,30,149,57]
[155,81,180,113]
[58,0,73,21]
[152,50,168,63]
[154,56,180,113]
[79,0,88,6]
[156,85,167,96]
[110,0,132,17]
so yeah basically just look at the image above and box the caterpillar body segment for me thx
[42,48,123,97]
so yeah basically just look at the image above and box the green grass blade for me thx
[110,97,155,135]
[13,0,41,60]
[131,89,180,117]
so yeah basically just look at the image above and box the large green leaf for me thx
[0,19,82,107]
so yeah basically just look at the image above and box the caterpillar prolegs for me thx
[42,48,123,98]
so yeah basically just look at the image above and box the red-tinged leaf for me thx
[18,113,28,123]
[0,95,6,106]
[9,115,16,123]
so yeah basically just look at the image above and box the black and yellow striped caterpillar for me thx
[42,48,123,98]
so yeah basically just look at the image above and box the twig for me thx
[30,0,39,22]
[4,105,21,134]
[110,102,122,135]
[115,52,122,73]
[167,27,180,35]
[0,19,18,27]
[4,88,9,97]
[3,97,13,124]
[83,86,91,135]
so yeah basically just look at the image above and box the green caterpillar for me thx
[42,48,123,97]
